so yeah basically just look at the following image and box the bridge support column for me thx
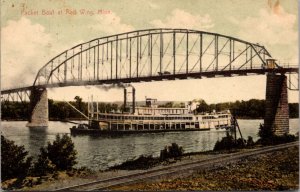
[264,73,289,135]
[26,87,48,127]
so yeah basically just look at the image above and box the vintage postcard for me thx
[1,0,299,191]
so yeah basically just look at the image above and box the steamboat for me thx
[70,87,233,135]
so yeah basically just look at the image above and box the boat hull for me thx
[70,127,213,135]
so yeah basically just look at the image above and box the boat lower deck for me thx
[92,119,231,130]
[71,115,232,136]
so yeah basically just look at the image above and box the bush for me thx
[46,134,77,170]
[1,135,32,181]
[111,155,160,170]
[213,133,252,151]
[160,143,184,161]
[31,148,56,176]
[259,133,297,146]
[246,136,255,147]
[257,124,297,146]
[258,123,274,139]
[32,134,77,175]
[213,133,236,151]
[236,138,246,148]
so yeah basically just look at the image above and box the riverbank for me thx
[112,145,299,191]
[7,143,298,191]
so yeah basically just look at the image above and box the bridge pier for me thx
[26,87,48,127]
[264,73,289,135]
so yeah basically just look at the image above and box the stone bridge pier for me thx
[264,73,289,135]
[26,87,48,127]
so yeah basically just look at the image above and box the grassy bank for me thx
[5,143,298,191]
[112,145,299,191]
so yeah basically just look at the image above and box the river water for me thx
[1,119,299,170]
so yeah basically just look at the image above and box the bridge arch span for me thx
[33,28,274,88]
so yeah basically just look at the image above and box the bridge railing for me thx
[1,85,33,93]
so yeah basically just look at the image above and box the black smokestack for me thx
[132,87,135,114]
[124,88,127,112]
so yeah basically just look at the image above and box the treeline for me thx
[48,97,119,120]
[195,99,299,119]
[1,101,30,120]
[1,98,299,120]
[1,97,120,121]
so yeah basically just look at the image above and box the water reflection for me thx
[28,127,48,157]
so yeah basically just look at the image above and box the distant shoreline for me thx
[1,118,87,122]
[2,117,299,122]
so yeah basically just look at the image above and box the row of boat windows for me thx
[219,115,229,118]
[202,115,228,119]
[137,109,187,114]
[98,115,193,120]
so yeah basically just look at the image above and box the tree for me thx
[159,102,176,108]
[1,101,30,120]
[74,96,83,111]
[160,143,184,160]
[111,103,119,112]
[289,103,299,118]
[98,102,107,113]
[32,148,56,176]
[44,134,77,170]
[195,99,210,113]
[258,123,273,139]
[213,133,235,151]
[257,124,296,145]
[1,135,32,181]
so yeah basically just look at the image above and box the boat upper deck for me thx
[89,110,231,122]
[135,106,189,115]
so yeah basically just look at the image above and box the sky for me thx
[1,0,299,103]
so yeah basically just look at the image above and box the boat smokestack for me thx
[132,87,135,114]
[124,88,127,112]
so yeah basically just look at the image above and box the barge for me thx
[70,88,232,135]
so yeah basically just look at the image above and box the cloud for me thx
[238,5,297,45]
[230,0,297,46]
[1,17,54,88]
[1,12,134,89]
[92,11,134,34]
[150,9,214,30]
[228,1,297,63]
[270,0,281,15]
[148,1,159,9]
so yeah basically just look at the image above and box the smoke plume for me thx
[96,83,133,91]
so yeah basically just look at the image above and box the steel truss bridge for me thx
[1,29,298,102]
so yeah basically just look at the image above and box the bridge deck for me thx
[1,67,298,94]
